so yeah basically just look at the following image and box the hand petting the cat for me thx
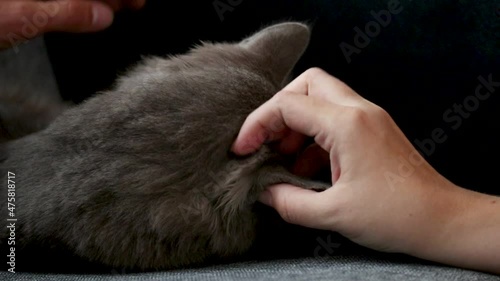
[232,67,500,275]
[0,0,145,50]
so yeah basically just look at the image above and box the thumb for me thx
[259,184,331,230]
[38,1,114,34]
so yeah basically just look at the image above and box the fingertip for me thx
[231,127,268,155]
[264,184,320,205]
[262,184,324,227]
[91,3,114,30]
[231,137,256,155]
[258,190,272,206]
[42,1,115,33]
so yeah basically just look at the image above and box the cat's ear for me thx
[240,22,311,85]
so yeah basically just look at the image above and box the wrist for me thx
[409,179,500,274]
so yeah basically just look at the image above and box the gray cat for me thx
[0,22,329,271]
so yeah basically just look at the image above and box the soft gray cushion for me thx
[2,255,499,281]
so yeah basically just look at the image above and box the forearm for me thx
[413,184,500,274]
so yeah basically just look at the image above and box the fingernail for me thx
[231,140,254,155]
[258,190,272,206]
[92,5,114,29]
[237,145,253,155]
[230,141,241,153]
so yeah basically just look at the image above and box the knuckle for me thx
[346,107,370,125]
[370,104,388,116]
[368,104,392,123]
[272,90,292,105]
[273,89,288,100]
[304,67,326,78]
[345,104,391,127]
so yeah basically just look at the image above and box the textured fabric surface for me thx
[2,255,499,281]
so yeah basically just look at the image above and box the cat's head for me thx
[63,22,312,162]
[115,22,311,100]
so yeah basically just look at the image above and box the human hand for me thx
[0,0,145,50]
[232,68,500,273]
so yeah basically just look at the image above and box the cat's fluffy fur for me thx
[0,22,328,270]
